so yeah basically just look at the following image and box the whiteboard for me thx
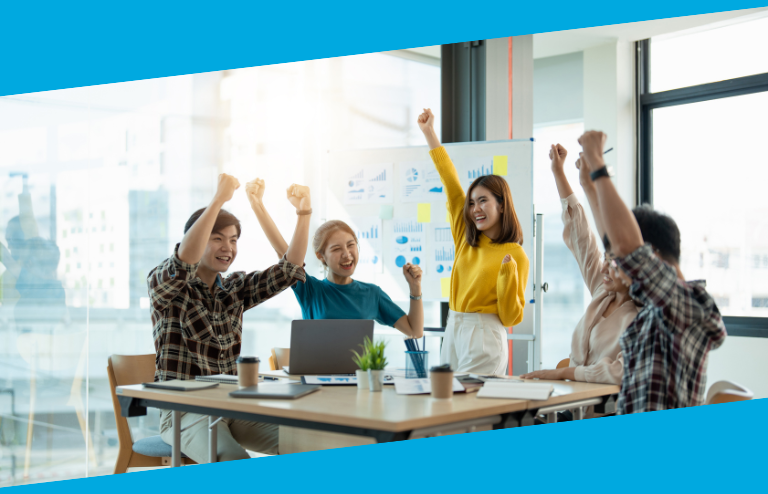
[325,139,535,336]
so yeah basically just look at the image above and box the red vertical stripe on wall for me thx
[507,36,514,375]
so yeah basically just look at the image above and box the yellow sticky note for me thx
[446,210,450,223]
[440,277,451,298]
[417,203,431,223]
[493,155,508,176]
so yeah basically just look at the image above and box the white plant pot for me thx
[368,369,384,392]
[356,369,369,390]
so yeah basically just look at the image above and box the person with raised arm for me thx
[417,108,529,374]
[246,178,424,338]
[521,144,639,419]
[148,173,311,462]
[575,130,726,413]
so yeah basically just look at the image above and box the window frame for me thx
[636,38,768,337]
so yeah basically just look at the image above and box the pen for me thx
[604,147,613,155]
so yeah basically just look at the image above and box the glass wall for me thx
[0,52,440,485]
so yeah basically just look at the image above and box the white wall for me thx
[583,41,635,205]
[533,52,583,125]
[707,336,768,399]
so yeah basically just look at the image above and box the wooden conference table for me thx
[116,377,619,466]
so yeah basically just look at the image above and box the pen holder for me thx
[405,351,429,379]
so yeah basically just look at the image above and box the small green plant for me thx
[351,336,388,371]
[351,347,371,371]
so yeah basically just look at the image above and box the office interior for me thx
[1,6,767,485]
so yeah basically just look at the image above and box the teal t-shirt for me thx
[291,274,406,327]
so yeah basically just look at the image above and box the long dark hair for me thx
[464,175,523,247]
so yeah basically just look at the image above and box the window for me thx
[638,16,768,328]
[0,50,440,486]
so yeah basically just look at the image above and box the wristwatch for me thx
[590,166,610,182]
[409,294,422,301]
[296,208,312,216]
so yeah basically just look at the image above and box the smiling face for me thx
[468,185,503,234]
[200,225,239,273]
[601,251,631,294]
[317,229,358,280]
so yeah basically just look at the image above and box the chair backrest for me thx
[271,348,290,369]
[706,380,753,405]
[107,354,157,449]
[556,358,570,369]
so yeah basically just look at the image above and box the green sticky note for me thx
[380,205,394,220]
[440,277,451,298]
[417,203,431,223]
[493,155,508,176]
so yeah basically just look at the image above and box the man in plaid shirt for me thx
[576,131,726,414]
[148,173,312,462]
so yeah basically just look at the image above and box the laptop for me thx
[285,319,374,375]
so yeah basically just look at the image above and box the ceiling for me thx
[533,7,768,59]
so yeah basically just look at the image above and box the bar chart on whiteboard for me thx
[343,163,393,204]
[431,223,454,275]
[392,219,425,270]
[350,217,383,273]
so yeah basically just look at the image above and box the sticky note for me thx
[417,203,431,223]
[446,210,450,223]
[493,155,508,176]
[379,205,393,220]
[440,277,451,298]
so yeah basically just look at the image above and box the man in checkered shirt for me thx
[576,131,726,414]
[148,173,312,462]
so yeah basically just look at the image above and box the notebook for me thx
[476,382,554,400]
[143,380,219,391]
[229,383,321,399]
[195,374,269,385]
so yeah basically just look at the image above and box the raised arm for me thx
[418,108,466,239]
[576,156,608,243]
[283,184,312,266]
[177,173,239,265]
[576,132,643,258]
[550,144,575,200]
[246,178,290,258]
[497,252,529,327]
[393,263,424,338]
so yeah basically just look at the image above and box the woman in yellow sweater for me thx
[417,109,529,374]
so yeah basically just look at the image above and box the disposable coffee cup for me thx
[430,364,453,399]
[236,356,260,388]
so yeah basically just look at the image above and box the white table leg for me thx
[208,416,220,463]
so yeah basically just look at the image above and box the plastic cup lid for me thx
[236,356,260,364]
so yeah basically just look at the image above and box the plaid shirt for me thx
[615,244,726,414]
[148,244,306,381]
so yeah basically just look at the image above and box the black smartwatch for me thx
[590,166,610,182]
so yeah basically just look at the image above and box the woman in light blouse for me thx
[521,144,639,387]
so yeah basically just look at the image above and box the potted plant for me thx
[365,337,388,392]
[351,346,371,390]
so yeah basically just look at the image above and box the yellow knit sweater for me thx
[429,146,529,327]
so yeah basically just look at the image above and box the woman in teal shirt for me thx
[246,179,424,337]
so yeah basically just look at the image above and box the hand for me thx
[245,178,265,209]
[575,153,594,190]
[417,108,436,134]
[402,263,423,294]
[501,254,512,265]
[577,131,607,172]
[520,368,566,381]
[549,144,567,174]
[287,184,311,211]
[214,173,240,204]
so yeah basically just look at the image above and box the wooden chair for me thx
[556,358,570,369]
[271,348,290,371]
[705,380,753,405]
[107,354,196,473]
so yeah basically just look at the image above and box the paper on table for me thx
[476,382,554,400]
[393,377,464,395]
[493,156,508,176]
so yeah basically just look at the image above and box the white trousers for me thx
[441,310,508,375]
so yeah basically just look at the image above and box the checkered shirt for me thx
[615,244,726,414]
[148,244,305,381]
